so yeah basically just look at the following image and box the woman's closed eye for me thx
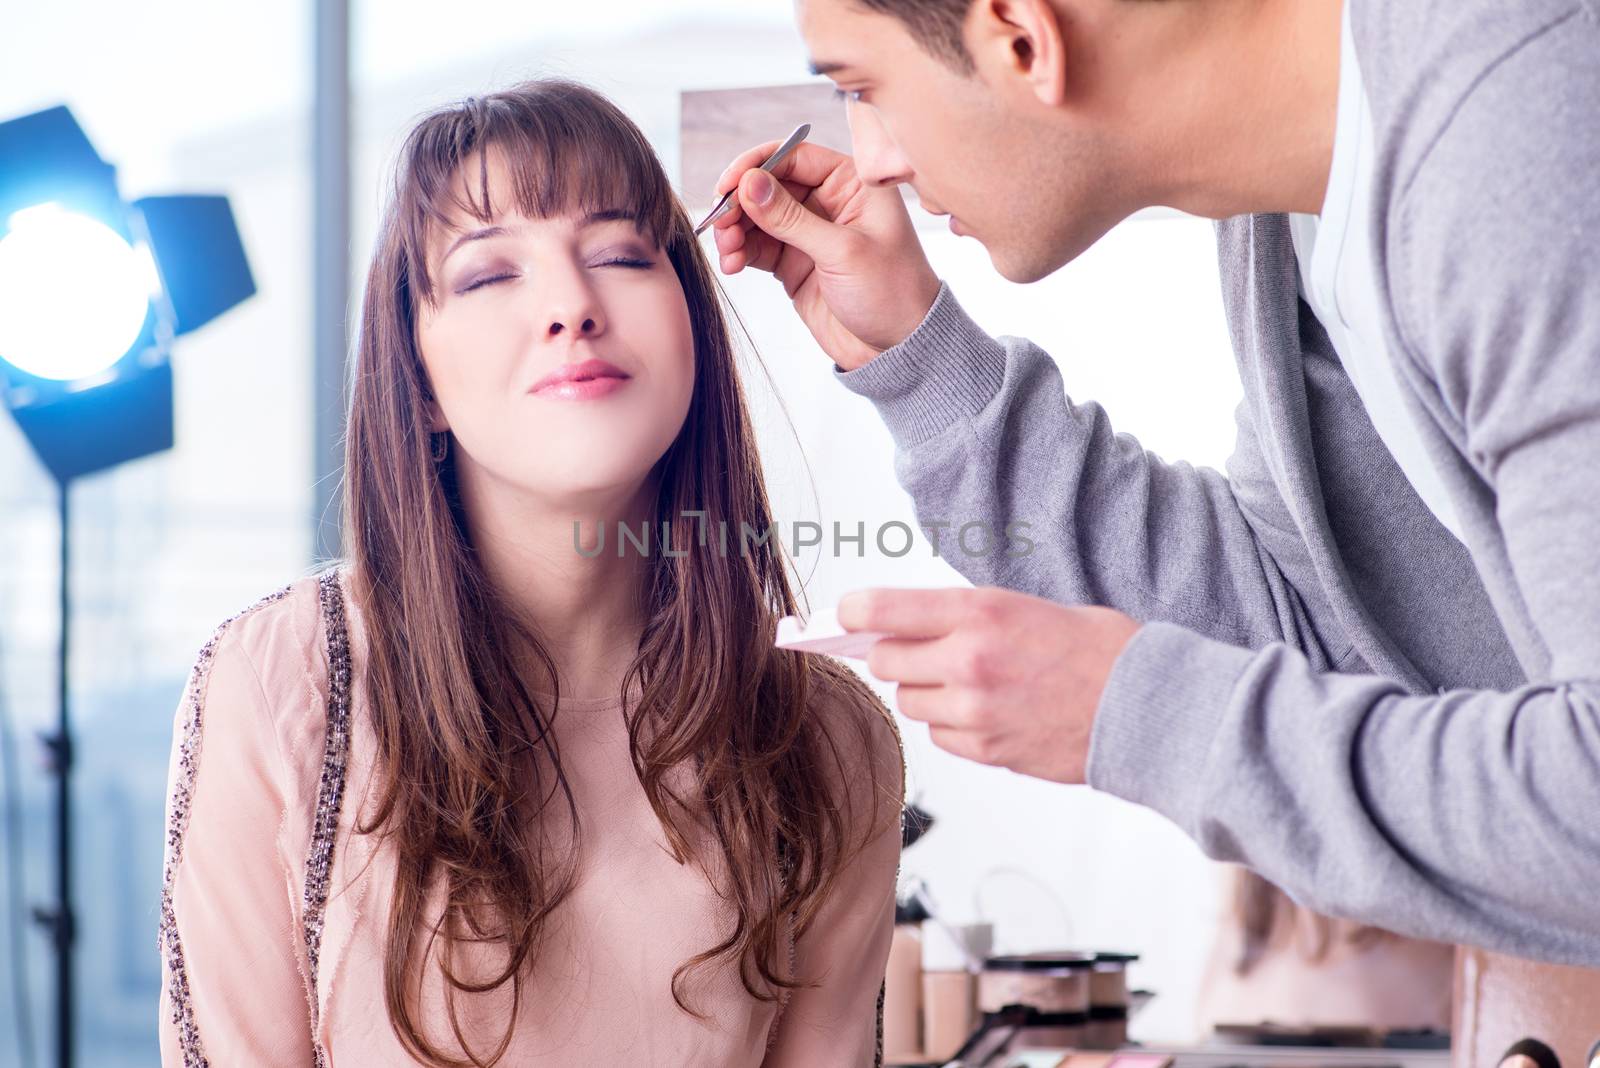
[456,255,653,295]
[592,255,653,270]
[458,272,517,294]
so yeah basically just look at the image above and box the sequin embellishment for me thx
[158,584,292,1068]
[305,570,354,1067]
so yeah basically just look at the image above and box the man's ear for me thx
[971,0,1069,107]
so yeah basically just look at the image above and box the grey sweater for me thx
[836,0,1600,965]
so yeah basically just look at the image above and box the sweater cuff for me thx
[1085,621,1255,832]
[833,282,1009,448]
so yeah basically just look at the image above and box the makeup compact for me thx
[921,948,1148,1066]
[1086,952,1140,1049]
[977,952,1098,1050]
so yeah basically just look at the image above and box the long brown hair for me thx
[344,80,898,1067]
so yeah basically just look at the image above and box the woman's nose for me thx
[542,279,606,339]
[547,314,599,338]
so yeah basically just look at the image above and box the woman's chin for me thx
[457,429,678,517]
[504,457,662,511]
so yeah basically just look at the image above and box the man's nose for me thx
[848,103,914,188]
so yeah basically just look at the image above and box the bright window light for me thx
[0,203,152,382]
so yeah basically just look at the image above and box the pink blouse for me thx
[158,570,904,1066]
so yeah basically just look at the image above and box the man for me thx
[710,0,1600,965]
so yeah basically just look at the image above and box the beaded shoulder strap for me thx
[305,569,355,1066]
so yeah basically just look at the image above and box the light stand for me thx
[30,482,74,1068]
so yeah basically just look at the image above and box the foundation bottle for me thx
[882,899,928,1064]
[922,921,993,1062]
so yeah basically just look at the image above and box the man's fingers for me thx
[868,637,954,687]
[893,683,963,727]
[772,241,817,301]
[767,185,838,294]
[710,177,810,236]
[712,144,855,266]
[714,199,744,230]
[736,169,846,262]
[725,204,819,284]
[838,588,975,639]
[713,217,745,254]
[715,139,853,197]
[711,178,812,246]
[719,228,776,276]
[896,683,938,724]
[927,724,999,767]
[710,180,815,277]
[714,139,785,195]
[718,228,776,275]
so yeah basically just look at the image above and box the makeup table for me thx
[997,1045,1453,1068]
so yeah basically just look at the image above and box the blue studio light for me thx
[0,104,255,483]
[0,202,157,382]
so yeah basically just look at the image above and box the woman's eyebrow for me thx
[440,225,511,267]
[436,210,642,268]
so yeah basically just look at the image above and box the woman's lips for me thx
[530,358,631,401]
[535,376,629,401]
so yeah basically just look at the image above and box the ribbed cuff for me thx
[833,282,1010,448]
[1085,621,1255,833]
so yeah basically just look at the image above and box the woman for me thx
[157,80,904,1067]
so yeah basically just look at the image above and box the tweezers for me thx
[693,123,812,236]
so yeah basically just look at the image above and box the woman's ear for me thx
[424,395,449,434]
[973,0,1070,108]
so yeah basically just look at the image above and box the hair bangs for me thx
[395,82,683,306]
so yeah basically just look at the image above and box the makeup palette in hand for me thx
[775,607,886,660]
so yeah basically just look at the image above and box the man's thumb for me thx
[738,169,830,257]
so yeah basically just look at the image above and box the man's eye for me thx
[831,88,867,105]
[460,273,514,294]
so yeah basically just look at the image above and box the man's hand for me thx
[710,140,941,370]
[840,587,1142,783]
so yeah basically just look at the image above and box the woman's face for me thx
[417,149,695,510]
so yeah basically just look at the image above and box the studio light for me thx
[0,204,156,383]
[0,102,255,1068]
[0,105,255,484]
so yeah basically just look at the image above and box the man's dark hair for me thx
[856,0,978,72]
[857,0,1162,72]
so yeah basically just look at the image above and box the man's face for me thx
[797,0,1129,283]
